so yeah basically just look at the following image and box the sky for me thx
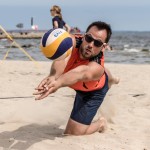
[0,0,150,31]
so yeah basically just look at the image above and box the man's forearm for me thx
[56,63,104,88]
[56,69,88,88]
[49,60,66,79]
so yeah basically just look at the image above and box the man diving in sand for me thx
[34,21,119,135]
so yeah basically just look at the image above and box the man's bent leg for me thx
[64,118,88,135]
[105,67,120,88]
[65,73,109,135]
[86,117,107,134]
[64,117,107,135]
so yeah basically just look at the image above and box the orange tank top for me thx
[63,46,106,92]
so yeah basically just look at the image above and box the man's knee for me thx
[64,118,89,135]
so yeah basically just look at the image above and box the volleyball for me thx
[40,28,73,60]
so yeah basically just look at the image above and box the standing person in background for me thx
[50,5,71,33]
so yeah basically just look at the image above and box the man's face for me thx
[79,26,107,59]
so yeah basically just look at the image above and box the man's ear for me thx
[101,43,107,52]
[106,44,112,51]
[102,44,112,52]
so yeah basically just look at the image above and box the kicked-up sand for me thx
[0,60,149,150]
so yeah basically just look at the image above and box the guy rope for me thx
[0,25,36,62]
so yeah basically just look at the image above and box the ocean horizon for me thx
[0,31,150,64]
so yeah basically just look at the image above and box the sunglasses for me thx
[84,34,104,47]
[50,9,54,12]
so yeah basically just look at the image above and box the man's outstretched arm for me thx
[34,58,69,98]
[34,62,104,100]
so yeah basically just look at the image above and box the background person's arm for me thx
[53,21,59,28]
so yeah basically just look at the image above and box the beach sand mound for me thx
[0,61,149,150]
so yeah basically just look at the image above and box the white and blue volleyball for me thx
[40,28,73,60]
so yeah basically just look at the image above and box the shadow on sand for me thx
[0,123,64,149]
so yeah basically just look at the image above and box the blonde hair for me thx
[51,5,63,20]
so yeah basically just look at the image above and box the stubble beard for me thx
[79,45,93,59]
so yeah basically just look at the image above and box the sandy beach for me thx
[0,60,149,150]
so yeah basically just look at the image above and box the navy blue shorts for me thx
[70,73,109,125]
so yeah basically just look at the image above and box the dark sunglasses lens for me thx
[94,40,103,47]
[85,34,103,47]
[85,34,93,43]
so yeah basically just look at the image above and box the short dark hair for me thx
[86,21,112,43]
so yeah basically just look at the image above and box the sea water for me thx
[0,31,150,64]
